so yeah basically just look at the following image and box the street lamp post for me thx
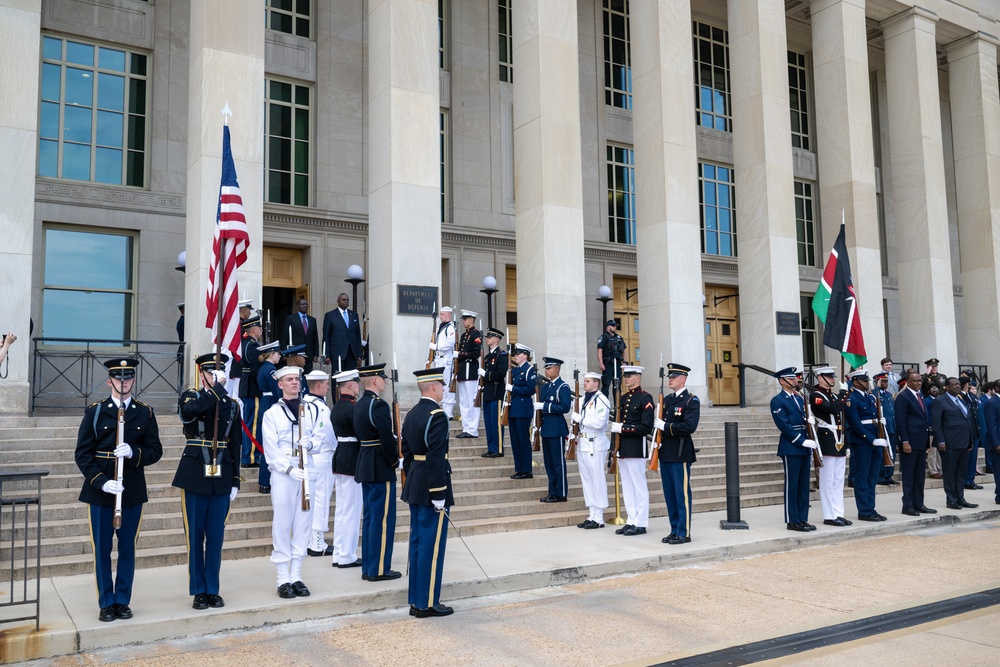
[597,284,613,327]
[345,264,365,313]
[480,275,499,330]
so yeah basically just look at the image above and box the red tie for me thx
[301,314,308,335]
[915,390,925,414]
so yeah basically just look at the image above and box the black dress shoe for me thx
[823,519,841,526]
[409,605,417,616]
[964,483,983,490]
[481,452,493,458]
[259,485,271,494]
[803,523,817,531]
[510,472,533,480]
[787,523,810,532]
[577,519,590,528]
[114,603,132,619]
[846,481,854,488]
[291,581,310,597]
[192,594,209,610]
[584,521,604,529]
[946,502,963,509]
[337,558,363,568]
[413,603,454,618]
[838,517,853,525]
[622,526,646,536]
[902,508,920,516]
[615,524,634,535]
[857,514,881,522]
[917,506,937,514]
[551,496,567,503]
[207,594,225,608]
[489,452,504,458]
[369,570,403,582]
[874,513,888,521]
[667,535,691,545]
[277,583,296,598]
[99,606,117,622]
[661,533,677,543]
[540,495,557,503]
[959,500,979,508]
[307,547,327,557]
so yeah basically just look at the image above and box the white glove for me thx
[211,370,228,385]
[533,401,545,411]
[101,480,124,495]
[610,422,623,434]
[879,417,887,425]
[505,383,514,393]
[873,438,889,448]
[806,416,815,425]
[570,412,582,424]
[288,467,307,482]
[453,350,460,359]
[653,418,666,431]
[428,342,437,351]
[432,499,445,511]
[298,439,313,453]
[477,368,487,378]
[113,443,132,459]
[398,457,404,470]
[802,439,818,450]
[229,487,238,502]
[565,434,575,444]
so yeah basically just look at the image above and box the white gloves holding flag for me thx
[610,422,623,434]
[653,418,666,431]
[873,438,889,448]
[102,480,124,495]
[114,443,133,459]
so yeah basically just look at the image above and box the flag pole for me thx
[210,102,234,477]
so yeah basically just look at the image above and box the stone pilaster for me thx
[511,0,588,365]
[0,0,40,414]
[631,0,706,397]
[880,8,957,370]
[727,0,802,403]
[946,32,1000,371]
[810,0,885,366]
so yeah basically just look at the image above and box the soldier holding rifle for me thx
[74,358,162,623]
[609,365,655,536]
[479,327,508,458]
[535,357,572,503]
[770,367,818,532]
[428,306,457,419]
[508,344,537,480]
[809,367,851,527]
[570,371,611,528]
[176,353,242,610]
[455,311,482,438]
[652,363,700,545]
[330,369,363,568]
[844,368,889,522]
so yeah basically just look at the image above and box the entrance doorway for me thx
[613,277,640,363]
[704,285,740,405]
[262,246,308,347]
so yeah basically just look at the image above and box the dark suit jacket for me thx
[930,394,974,450]
[322,308,362,363]
[984,396,1000,451]
[282,312,319,360]
[895,388,929,450]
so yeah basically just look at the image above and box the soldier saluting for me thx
[74,358,162,623]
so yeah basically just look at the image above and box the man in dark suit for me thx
[930,377,979,509]
[323,292,363,372]
[282,297,319,373]
[895,369,935,516]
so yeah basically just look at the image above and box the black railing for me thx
[735,363,776,408]
[960,365,989,383]
[0,470,49,631]
[31,337,185,415]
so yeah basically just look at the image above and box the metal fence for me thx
[0,471,48,631]
[30,337,185,415]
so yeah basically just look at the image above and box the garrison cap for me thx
[104,357,139,379]
[666,363,691,377]
[194,353,229,370]
[414,367,446,384]
[358,363,388,379]
[774,367,798,379]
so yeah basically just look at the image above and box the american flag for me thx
[204,124,250,361]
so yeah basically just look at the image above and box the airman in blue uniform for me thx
[844,369,888,521]
[536,357,572,502]
[508,344,536,479]
[770,367,816,532]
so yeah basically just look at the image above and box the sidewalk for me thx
[2,486,998,664]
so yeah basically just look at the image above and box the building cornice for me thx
[35,179,184,216]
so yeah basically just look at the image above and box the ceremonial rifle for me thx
[874,389,893,466]
[648,355,664,472]
[801,387,824,470]
[473,318,485,408]
[448,304,458,394]
[567,359,579,461]
[390,358,405,486]
[298,401,311,511]
[426,301,437,370]
[532,363,542,452]
[499,332,512,427]
[113,401,125,528]
[608,360,621,475]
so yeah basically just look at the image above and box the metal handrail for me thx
[734,363,775,408]
[0,470,49,631]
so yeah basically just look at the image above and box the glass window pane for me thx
[126,150,144,187]
[130,54,147,76]
[269,104,291,137]
[297,0,310,14]
[268,170,291,204]
[294,174,309,206]
[721,234,732,256]
[41,63,62,102]
[66,41,94,67]
[706,231,718,255]
[719,208,731,232]
[99,48,126,72]
[271,12,292,33]
[98,73,125,112]
[704,182,716,205]
[272,0,292,10]
[294,108,309,140]
[44,229,132,289]
[295,85,309,106]
[40,101,60,140]
[294,140,308,173]
[295,17,309,37]
[43,36,62,61]
[128,115,145,151]
[705,207,717,230]
[42,290,129,342]
[718,184,731,208]
[64,106,92,143]
[95,147,123,184]
[97,110,123,147]
[128,79,146,115]
[38,139,58,177]
[65,67,94,107]
[703,163,715,180]
[268,137,291,170]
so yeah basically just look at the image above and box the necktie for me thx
[343,310,349,327]
[301,314,308,334]
[954,395,967,417]
[915,390,925,414]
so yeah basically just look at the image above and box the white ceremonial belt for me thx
[817,423,837,432]
[337,437,358,442]
[261,392,273,397]
[860,419,876,424]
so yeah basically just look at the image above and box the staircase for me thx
[0,406,786,579]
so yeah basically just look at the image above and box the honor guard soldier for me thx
[570,371,611,528]
[176,353,243,610]
[653,363,700,545]
[429,306,457,419]
[610,365,655,536]
[455,310,483,438]
[353,364,402,582]
[844,368,889,521]
[304,370,336,557]
[401,367,455,617]
[770,367,817,532]
[226,298,254,396]
[254,341,282,493]
[874,371,899,486]
[330,369,363,568]
[507,344,537,480]
[596,320,626,397]
[479,327,508,458]
[261,366,324,599]
[74,358,162,622]
[535,357,571,502]
[239,315,264,468]
[810,366,851,527]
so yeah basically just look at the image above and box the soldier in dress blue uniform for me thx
[508,344,536,479]
[652,363,700,545]
[535,357,572,502]
[874,371,899,487]
[401,367,455,617]
[479,327,508,458]
[74,358,162,622]
[810,366,851,527]
[330,369,363,568]
[770,367,817,532]
[610,366,655,536]
[353,364,402,582]
[455,311,482,438]
[239,315,264,467]
[844,368,889,521]
[175,353,242,610]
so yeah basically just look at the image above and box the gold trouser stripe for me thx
[249,398,260,463]
[134,505,144,549]
[181,492,192,591]
[497,400,504,454]
[378,481,390,577]
[683,463,691,535]
[428,508,446,606]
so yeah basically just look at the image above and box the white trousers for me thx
[332,473,363,565]
[458,380,481,435]
[618,458,649,528]
[437,357,455,417]
[577,447,609,522]
[309,453,334,534]
[269,471,311,583]
[818,455,846,520]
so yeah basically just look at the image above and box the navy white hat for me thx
[238,298,254,308]
[281,344,306,357]
[104,357,139,379]
[176,302,185,309]
[194,353,229,370]
[333,369,360,384]
[460,309,477,319]
[273,366,301,380]
[542,357,563,368]
[814,366,836,376]
[583,371,602,381]
[358,363,388,378]
[622,365,644,375]
[439,306,453,313]
[414,367,446,384]
[666,363,691,377]
[241,315,262,329]
[774,367,798,379]
[257,341,280,354]
[304,370,328,382]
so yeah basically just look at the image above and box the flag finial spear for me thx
[221,102,232,125]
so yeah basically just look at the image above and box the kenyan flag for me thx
[812,223,867,369]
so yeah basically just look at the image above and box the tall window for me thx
[607,145,636,244]
[439,0,448,69]
[693,21,730,132]
[266,0,311,38]
[41,226,136,343]
[265,79,310,207]
[440,111,449,223]
[499,0,513,82]
[795,181,816,266]
[699,163,736,256]
[603,0,632,109]
[788,51,810,150]
[38,36,148,186]
[800,294,820,367]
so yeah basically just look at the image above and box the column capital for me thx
[809,0,865,16]
[879,6,939,40]
[944,31,1000,62]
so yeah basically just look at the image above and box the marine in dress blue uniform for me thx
[401,367,455,617]
[654,363,700,545]
[239,315,264,466]
[536,357,571,502]
[175,353,242,610]
[769,367,816,531]
[74,358,162,622]
[844,369,888,521]
[508,344,537,479]
[479,327,508,457]
[353,364,402,581]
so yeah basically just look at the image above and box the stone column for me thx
[367,0,441,385]
[727,0,802,403]
[512,0,588,365]
[810,0,885,366]
[946,32,1000,371]
[631,0,706,397]
[185,0,264,379]
[0,1,40,414]
[880,8,957,369]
